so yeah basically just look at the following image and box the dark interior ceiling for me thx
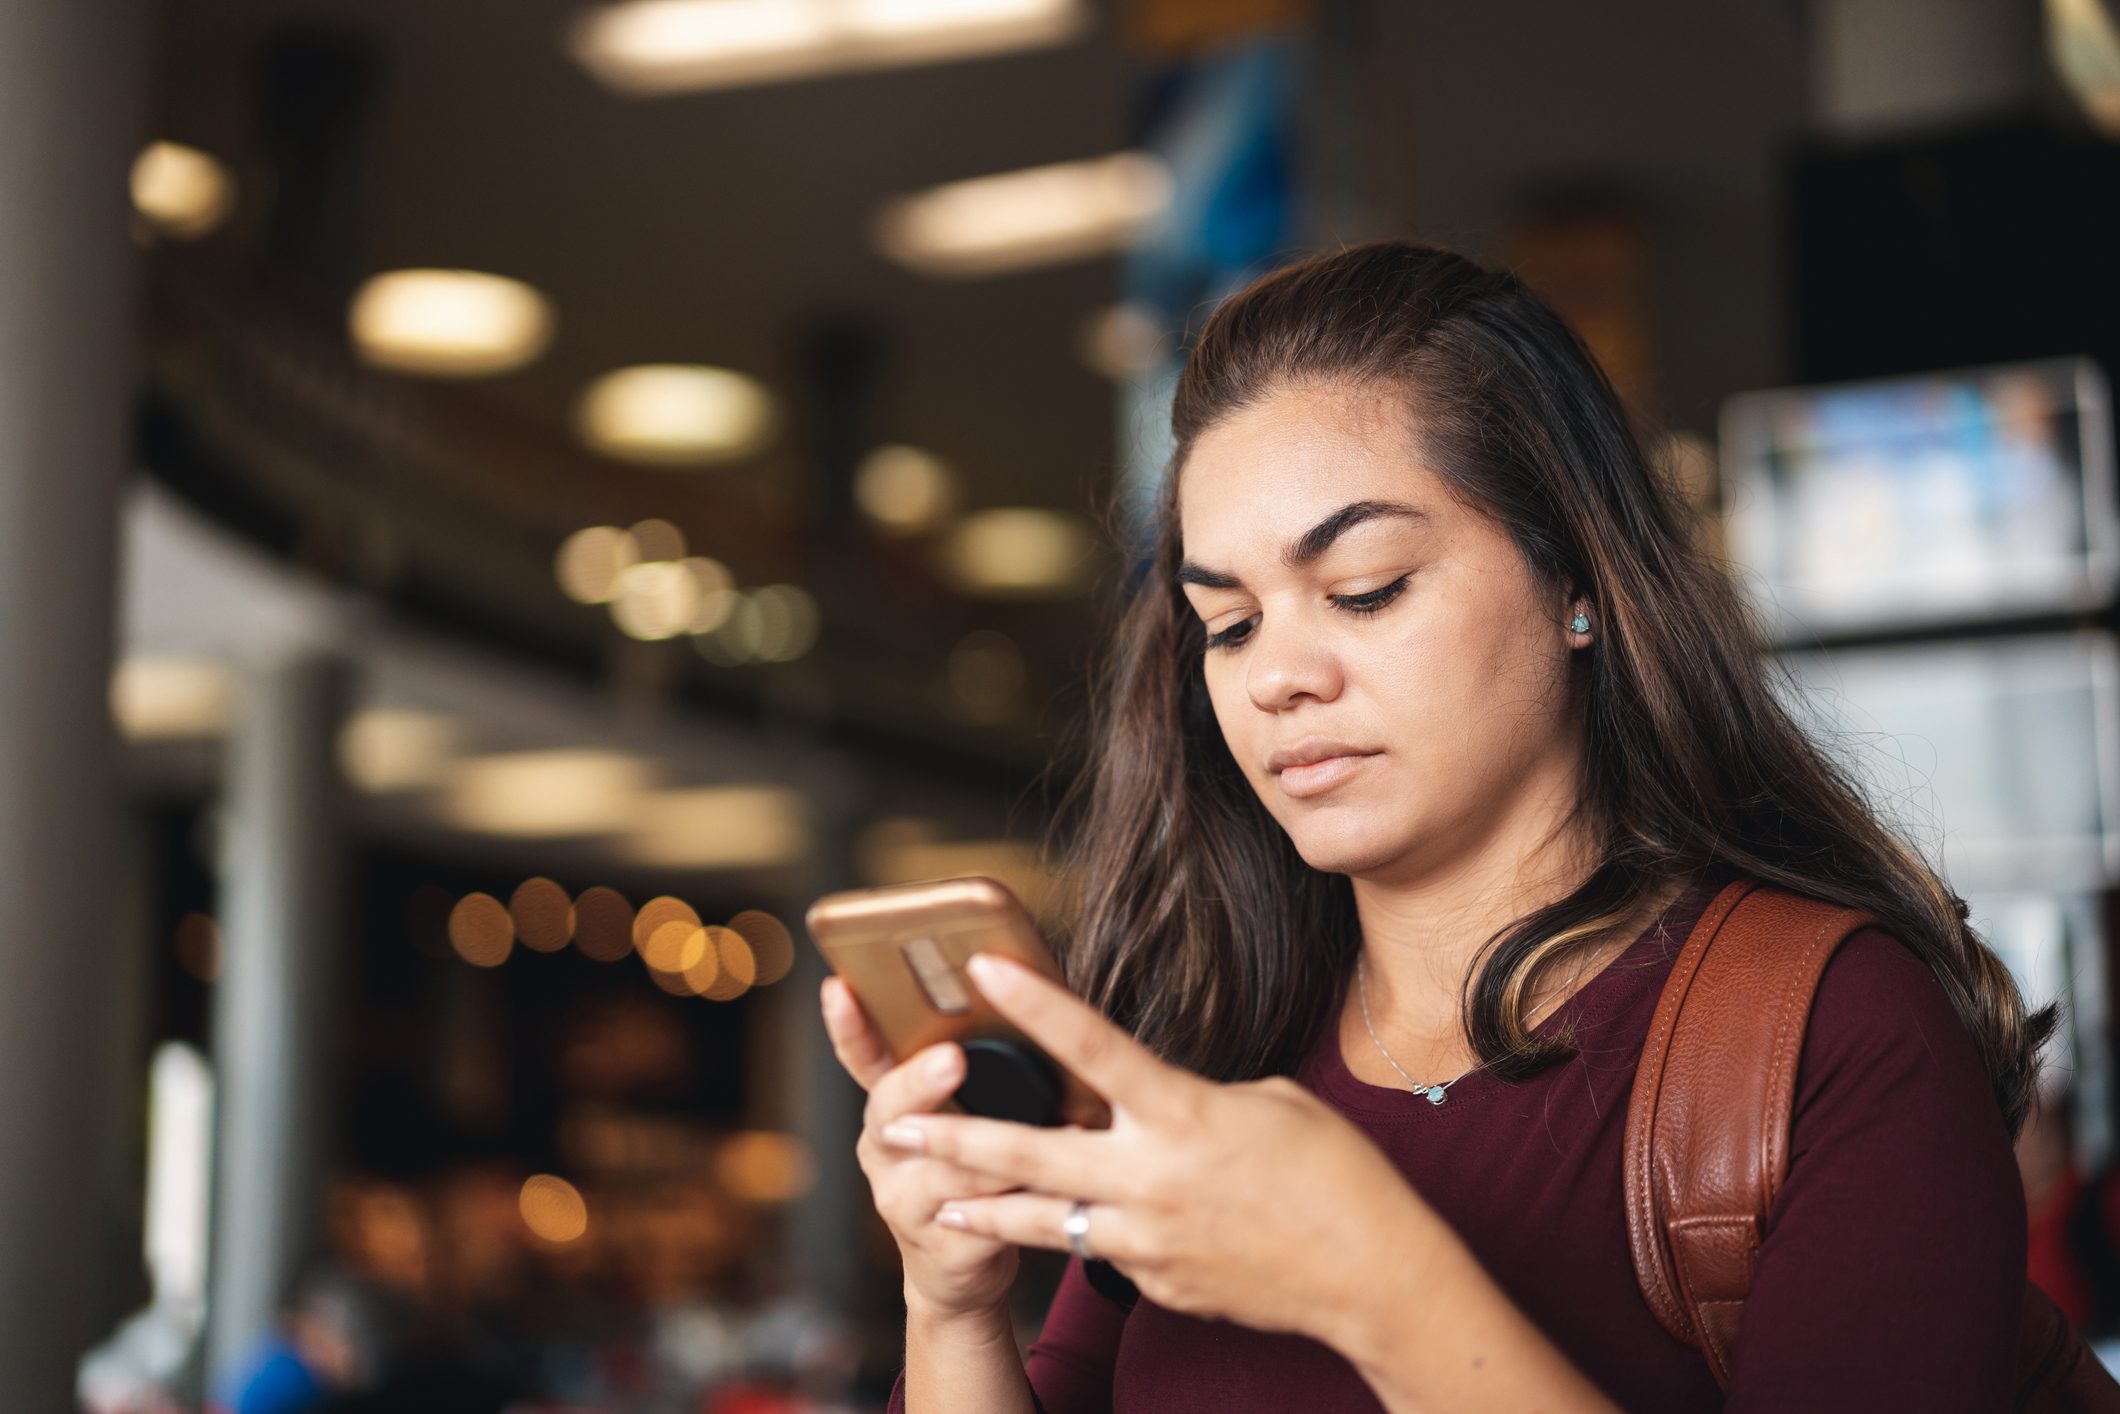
[141,0,1137,780]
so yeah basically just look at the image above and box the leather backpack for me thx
[1625,878,2120,1409]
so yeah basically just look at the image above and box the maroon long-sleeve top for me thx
[887,875,2028,1411]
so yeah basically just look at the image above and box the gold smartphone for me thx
[806,875,1112,1130]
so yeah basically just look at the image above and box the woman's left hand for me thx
[876,951,1445,1345]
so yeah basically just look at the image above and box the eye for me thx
[1199,574,1411,655]
[1331,574,1410,615]
[1203,616,1257,653]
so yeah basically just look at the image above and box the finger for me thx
[820,975,895,1091]
[863,1039,967,1134]
[963,953,1181,1119]
[873,1155,1020,1237]
[879,1112,1122,1203]
[900,1155,1023,1210]
[936,1192,1132,1264]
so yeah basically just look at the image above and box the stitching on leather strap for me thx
[1758,908,1842,1210]
[1670,1223,1739,1381]
[1627,881,1752,1340]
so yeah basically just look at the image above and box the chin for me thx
[1284,815,1409,878]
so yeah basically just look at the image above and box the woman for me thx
[821,240,2051,1411]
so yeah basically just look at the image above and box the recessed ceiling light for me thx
[337,708,459,792]
[569,0,1085,96]
[874,151,1171,278]
[936,507,1097,595]
[442,750,649,836]
[855,444,958,533]
[619,785,809,869]
[109,657,235,740]
[575,364,777,466]
[348,269,554,377]
[610,560,705,640]
[556,526,643,605]
[130,141,237,240]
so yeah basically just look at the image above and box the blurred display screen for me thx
[1777,631,2120,892]
[1721,357,2115,637]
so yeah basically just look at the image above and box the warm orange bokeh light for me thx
[518,1173,589,1244]
[448,893,515,968]
[726,909,795,985]
[632,896,701,958]
[572,886,635,962]
[510,877,576,952]
[700,925,755,1001]
[643,920,709,973]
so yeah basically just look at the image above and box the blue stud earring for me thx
[1570,611,1591,634]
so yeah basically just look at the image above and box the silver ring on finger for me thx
[1064,1198,1095,1261]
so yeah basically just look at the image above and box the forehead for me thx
[1177,382,1446,547]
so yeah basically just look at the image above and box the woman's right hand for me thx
[820,973,1025,1320]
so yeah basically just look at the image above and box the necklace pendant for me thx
[1424,1085,1448,1105]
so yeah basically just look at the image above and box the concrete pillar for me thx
[779,776,871,1315]
[0,0,146,1404]
[205,656,350,1381]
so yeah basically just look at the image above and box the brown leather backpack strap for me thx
[1623,879,1880,1384]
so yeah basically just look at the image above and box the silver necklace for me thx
[1355,953,1483,1105]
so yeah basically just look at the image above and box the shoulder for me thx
[1799,926,1987,1096]
[1781,923,2018,1195]
[1734,923,2027,1404]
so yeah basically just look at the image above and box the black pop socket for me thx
[952,1037,1063,1128]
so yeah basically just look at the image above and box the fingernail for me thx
[936,1204,968,1229]
[965,954,1014,993]
[882,1122,925,1151]
[924,1046,959,1081]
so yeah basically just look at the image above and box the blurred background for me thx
[7,0,2120,1409]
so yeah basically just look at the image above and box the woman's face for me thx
[1176,379,1587,885]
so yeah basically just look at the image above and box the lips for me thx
[1267,739,1381,800]
[1267,738,1379,775]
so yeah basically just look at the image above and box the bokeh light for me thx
[575,365,777,465]
[571,886,636,962]
[518,1174,589,1244]
[448,893,515,968]
[935,507,1096,596]
[555,526,642,605]
[110,657,236,741]
[690,591,767,666]
[726,909,795,985]
[348,268,555,377]
[874,150,1173,278]
[619,786,809,870]
[698,925,756,1001]
[855,445,958,534]
[443,750,649,837]
[130,141,236,239]
[509,878,576,953]
[646,963,697,997]
[715,1131,815,1204]
[632,896,703,959]
[750,584,820,662]
[610,560,706,641]
[337,709,458,793]
[644,920,711,973]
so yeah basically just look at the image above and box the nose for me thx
[1244,617,1343,712]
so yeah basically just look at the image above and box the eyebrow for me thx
[1176,499,1433,590]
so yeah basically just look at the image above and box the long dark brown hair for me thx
[1047,239,2054,1136]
